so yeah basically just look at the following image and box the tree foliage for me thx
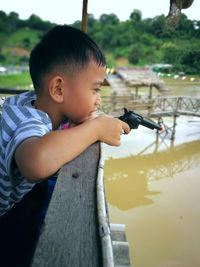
[0,10,200,73]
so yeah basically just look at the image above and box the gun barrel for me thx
[140,117,162,130]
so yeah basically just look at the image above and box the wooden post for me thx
[149,84,153,100]
[31,142,102,267]
[81,0,88,32]
[135,86,138,99]
[171,114,177,141]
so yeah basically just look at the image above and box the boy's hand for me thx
[94,115,130,146]
[15,114,130,181]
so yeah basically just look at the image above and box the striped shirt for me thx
[0,91,52,217]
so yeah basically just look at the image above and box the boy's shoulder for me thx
[0,91,35,119]
[2,91,51,128]
[5,91,36,106]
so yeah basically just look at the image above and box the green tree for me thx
[180,45,200,74]
[161,43,182,64]
[99,13,119,25]
[0,11,7,33]
[129,9,142,23]
[128,45,143,64]
[0,8,200,74]
[22,38,31,49]
[26,14,53,31]
[8,12,20,31]
[150,15,166,37]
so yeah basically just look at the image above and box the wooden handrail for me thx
[0,88,28,95]
[30,142,131,267]
[31,142,102,267]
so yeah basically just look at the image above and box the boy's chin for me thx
[73,112,97,124]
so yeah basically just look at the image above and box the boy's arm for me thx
[15,115,130,181]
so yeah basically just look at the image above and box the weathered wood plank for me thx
[31,142,102,267]
[0,88,28,94]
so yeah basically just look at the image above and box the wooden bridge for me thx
[151,96,200,117]
[150,96,200,140]
[100,94,200,117]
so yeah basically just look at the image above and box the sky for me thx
[0,0,199,24]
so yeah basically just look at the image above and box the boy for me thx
[0,25,130,266]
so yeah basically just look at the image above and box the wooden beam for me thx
[0,88,28,95]
[81,0,88,32]
[31,142,102,267]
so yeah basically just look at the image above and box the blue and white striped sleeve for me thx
[5,118,50,178]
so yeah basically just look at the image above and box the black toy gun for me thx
[118,108,162,131]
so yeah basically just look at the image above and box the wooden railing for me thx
[0,87,28,95]
[151,96,200,117]
[31,142,103,267]
[30,142,131,267]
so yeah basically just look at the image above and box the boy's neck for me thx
[34,98,63,130]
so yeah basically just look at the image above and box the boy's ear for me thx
[48,76,65,103]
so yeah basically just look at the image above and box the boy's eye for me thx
[94,88,101,93]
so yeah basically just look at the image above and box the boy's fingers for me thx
[120,129,124,135]
[121,121,131,134]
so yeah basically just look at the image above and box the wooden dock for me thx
[107,74,132,96]
[116,67,168,93]
[102,67,169,115]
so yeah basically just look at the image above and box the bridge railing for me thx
[152,96,200,117]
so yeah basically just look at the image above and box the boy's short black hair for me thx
[29,25,106,94]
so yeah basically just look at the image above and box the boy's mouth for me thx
[88,111,98,119]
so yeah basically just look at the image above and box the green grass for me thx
[0,72,32,89]
[162,75,200,85]
[5,28,40,48]
[0,72,113,96]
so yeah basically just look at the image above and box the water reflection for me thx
[103,79,200,267]
[105,163,160,210]
[104,119,200,266]
[105,139,200,211]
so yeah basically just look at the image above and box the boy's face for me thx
[62,60,106,124]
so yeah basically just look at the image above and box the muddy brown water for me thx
[104,79,200,267]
